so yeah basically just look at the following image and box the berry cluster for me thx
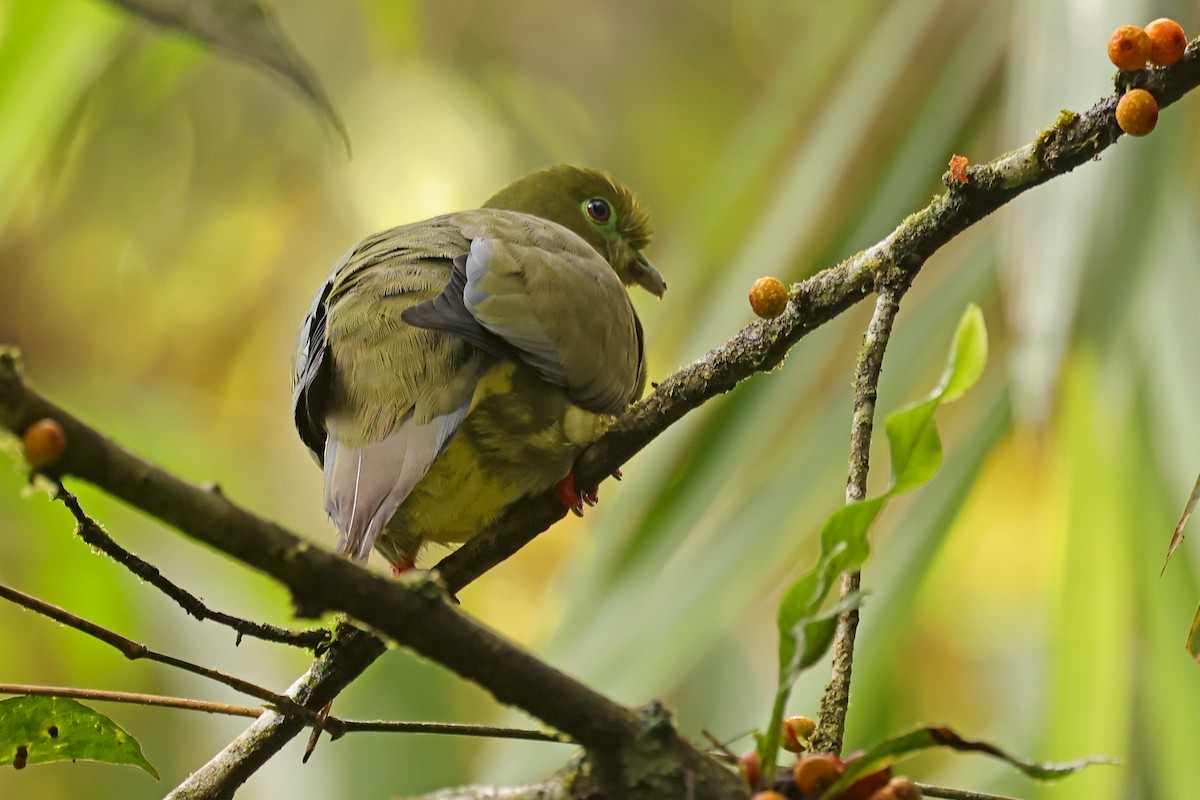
[1108,17,1188,136]
[741,718,922,799]
[1108,19,1186,70]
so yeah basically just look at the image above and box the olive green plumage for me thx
[293,166,663,568]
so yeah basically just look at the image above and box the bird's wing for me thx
[292,220,483,561]
[292,265,336,462]
[402,210,644,415]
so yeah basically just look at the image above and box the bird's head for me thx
[483,165,666,298]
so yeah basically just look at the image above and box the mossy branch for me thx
[438,39,1200,588]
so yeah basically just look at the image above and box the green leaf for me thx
[0,696,158,778]
[886,303,987,494]
[884,397,942,496]
[777,499,883,689]
[759,305,988,780]
[822,724,1114,798]
[103,0,348,151]
[935,303,988,403]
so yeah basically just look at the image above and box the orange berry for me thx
[887,776,924,799]
[782,715,816,753]
[739,749,761,788]
[1108,25,1151,70]
[1145,18,1187,66]
[793,753,842,796]
[750,276,789,319]
[866,789,898,800]
[751,793,788,800]
[1116,88,1159,136]
[23,418,66,469]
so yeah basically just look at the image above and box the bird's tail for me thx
[323,408,466,563]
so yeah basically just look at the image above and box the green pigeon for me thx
[292,165,664,571]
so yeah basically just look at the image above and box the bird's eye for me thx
[585,198,612,223]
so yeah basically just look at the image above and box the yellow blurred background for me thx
[1,0,1199,797]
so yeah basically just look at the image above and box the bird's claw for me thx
[554,471,598,517]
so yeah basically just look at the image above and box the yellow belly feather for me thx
[382,361,607,560]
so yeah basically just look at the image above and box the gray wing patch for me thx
[460,238,568,383]
[402,218,642,415]
[402,244,570,388]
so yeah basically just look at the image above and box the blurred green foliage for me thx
[1,0,1198,798]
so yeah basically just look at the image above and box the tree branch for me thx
[0,374,739,794]
[436,42,1200,588]
[56,484,328,650]
[812,279,908,754]
[166,623,387,800]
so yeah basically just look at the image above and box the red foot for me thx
[554,471,599,517]
[391,555,417,577]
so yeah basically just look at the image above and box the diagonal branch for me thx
[0,375,644,749]
[435,42,1200,589]
[166,623,387,800]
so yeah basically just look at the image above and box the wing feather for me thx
[402,211,644,415]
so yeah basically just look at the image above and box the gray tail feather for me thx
[323,407,467,563]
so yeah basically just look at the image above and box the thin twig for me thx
[326,719,569,743]
[55,484,329,650]
[0,682,564,743]
[812,280,907,755]
[915,783,1022,800]
[0,683,262,718]
[699,730,740,763]
[0,581,314,720]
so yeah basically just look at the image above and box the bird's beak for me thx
[631,253,667,298]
